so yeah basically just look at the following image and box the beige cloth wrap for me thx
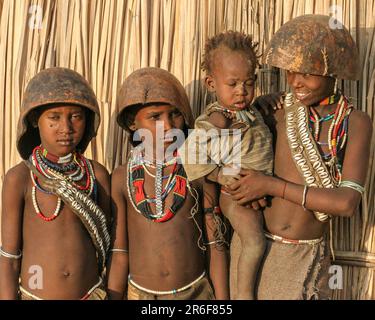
[180,102,273,184]
[230,232,331,300]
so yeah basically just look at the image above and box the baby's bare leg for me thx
[220,193,265,300]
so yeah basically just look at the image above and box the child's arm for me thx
[202,178,229,300]
[106,165,129,300]
[253,92,285,115]
[229,111,373,217]
[208,111,231,129]
[92,161,111,232]
[0,166,25,299]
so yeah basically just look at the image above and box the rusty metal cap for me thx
[17,67,100,159]
[116,67,194,134]
[263,14,359,80]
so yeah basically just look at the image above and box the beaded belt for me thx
[19,278,103,300]
[128,271,206,295]
[265,232,323,245]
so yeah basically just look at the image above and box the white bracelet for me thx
[339,180,365,196]
[110,248,129,254]
[302,185,308,211]
[0,246,22,259]
[205,240,221,246]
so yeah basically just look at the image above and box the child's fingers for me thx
[228,180,241,190]
[258,198,267,207]
[251,201,260,210]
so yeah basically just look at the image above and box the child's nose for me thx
[287,72,302,88]
[235,83,247,96]
[162,116,174,131]
[59,118,73,133]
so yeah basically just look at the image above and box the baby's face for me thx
[286,71,335,106]
[206,49,256,111]
[37,104,86,156]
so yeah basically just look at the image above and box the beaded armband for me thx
[203,206,222,215]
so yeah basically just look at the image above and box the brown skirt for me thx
[230,231,331,300]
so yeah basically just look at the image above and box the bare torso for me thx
[121,163,206,291]
[263,109,329,239]
[17,162,102,299]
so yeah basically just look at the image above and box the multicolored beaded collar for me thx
[127,148,188,223]
[308,93,352,181]
[30,146,96,222]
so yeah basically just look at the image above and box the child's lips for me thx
[294,92,311,101]
[233,102,248,110]
[57,139,74,146]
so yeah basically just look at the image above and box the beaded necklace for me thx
[30,146,96,222]
[127,148,188,223]
[308,94,352,183]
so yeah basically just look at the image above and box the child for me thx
[228,14,373,299]
[0,67,111,300]
[181,31,274,299]
[106,67,229,300]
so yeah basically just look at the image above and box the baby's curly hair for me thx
[202,31,259,74]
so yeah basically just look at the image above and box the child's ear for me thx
[129,123,137,131]
[28,113,39,128]
[204,75,216,93]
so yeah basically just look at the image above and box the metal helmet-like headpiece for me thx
[263,14,359,80]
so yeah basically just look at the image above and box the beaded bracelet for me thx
[203,206,222,215]
[0,246,22,259]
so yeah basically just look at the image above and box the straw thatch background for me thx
[0,0,374,299]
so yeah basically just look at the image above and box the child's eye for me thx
[72,114,83,120]
[171,110,182,117]
[48,115,59,120]
[227,83,236,87]
[150,115,160,120]
[245,80,255,87]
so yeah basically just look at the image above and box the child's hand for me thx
[245,198,268,210]
[215,166,241,186]
[253,92,285,115]
[227,169,270,204]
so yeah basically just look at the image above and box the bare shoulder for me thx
[90,160,110,181]
[208,111,231,129]
[2,162,29,203]
[349,109,373,134]
[111,163,128,195]
[112,163,127,182]
[3,162,30,188]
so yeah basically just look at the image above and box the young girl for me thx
[228,14,372,299]
[0,68,111,300]
[106,67,229,300]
